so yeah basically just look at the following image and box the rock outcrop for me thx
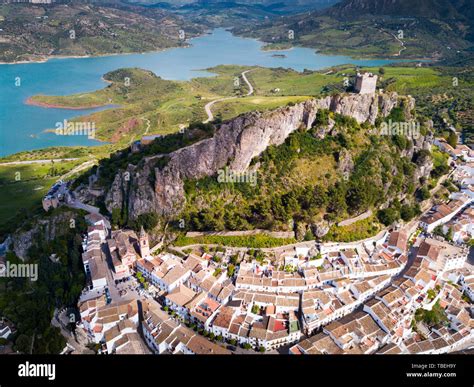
[105,92,411,219]
[337,148,354,178]
[311,221,331,239]
[11,210,79,261]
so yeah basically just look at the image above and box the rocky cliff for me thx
[105,91,414,219]
[11,210,81,261]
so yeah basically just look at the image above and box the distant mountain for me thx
[232,0,473,59]
[126,0,340,12]
[324,0,474,21]
[0,2,205,63]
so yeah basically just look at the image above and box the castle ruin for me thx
[354,72,378,94]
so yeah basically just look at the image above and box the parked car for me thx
[105,288,112,304]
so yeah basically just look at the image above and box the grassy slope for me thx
[29,64,464,144]
[24,63,471,160]
[0,158,93,229]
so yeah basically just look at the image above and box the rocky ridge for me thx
[104,91,416,219]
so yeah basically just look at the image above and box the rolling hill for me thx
[324,0,474,20]
[0,2,204,63]
[233,0,473,59]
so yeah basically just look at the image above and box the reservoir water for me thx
[0,28,404,157]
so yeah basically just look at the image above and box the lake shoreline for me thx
[1,28,410,158]
[0,28,432,66]
[0,38,198,66]
[25,97,109,110]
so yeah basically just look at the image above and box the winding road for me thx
[378,28,406,57]
[59,159,96,181]
[241,70,254,95]
[204,69,254,123]
[392,32,406,57]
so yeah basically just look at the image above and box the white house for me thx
[460,275,474,302]
[0,322,12,340]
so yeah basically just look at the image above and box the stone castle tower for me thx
[139,226,150,259]
[354,72,378,94]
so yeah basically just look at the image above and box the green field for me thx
[0,159,87,230]
[29,64,465,148]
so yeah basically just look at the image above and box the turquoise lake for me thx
[0,28,404,157]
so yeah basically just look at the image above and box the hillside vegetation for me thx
[177,107,429,241]
[233,0,473,60]
[0,2,203,63]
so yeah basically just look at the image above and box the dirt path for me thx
[204,70,254,123]
[241,69,254,95]
[378,28,406,56]
[59,159,96,181]
[338,210,372,227]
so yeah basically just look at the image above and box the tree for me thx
[400,204,415,222]
[111,208,124,227]
[303,229,314,241]
[377,207,399,226]
[447,131,458,148]
[313,109,330,127]
[427,289,437,300]
[134,212,159,231]
[2,216,86,354]
[433,225,444,237]
[311,185,328,208]
[136,272,146,285]
[414,301,448,327]
[418,187,431,200]
[346,181,378,214]
[282,191,301,215]
[413,149,431,166]
[326,183,347,215]
[446,227,453,242]
[392,134,408,150]
[431,163,450,179]
[14,334,32,354]
[227,264,236,278]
